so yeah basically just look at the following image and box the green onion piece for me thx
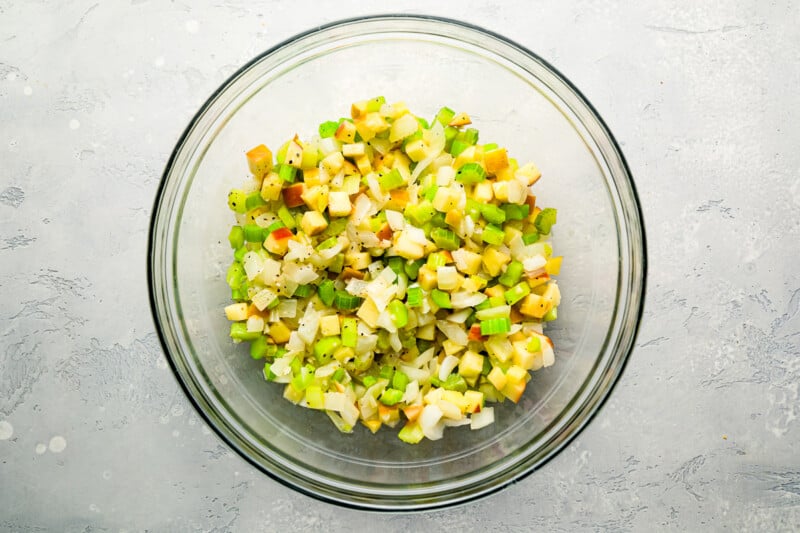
[366,96,386,112]
[293,284,314,298]
[483,142,499,151]
[434,106,456,126]
[379,364,394,381]
[534,207,557,235]
[226,263,246,289]
[431,289,453,309]
[404,259,424,280]
[480,317,511,336]
[341,317,358,348]
[228,226,244,249]
[379,388,404,406]
[362,375,377,388]
[388,300,409,328]
[392,370,409,392]
[333,290,362,311]
[243,224,264,243]
[504,282,531,305]
[332,368,346,382]
[277,205,297,229]
[316,236,338,251]
[442,373,468,393]
[430,228,461,251]
[230,322,261,342]
[456,162,487,184]
[527,336,542,352]
[543,306,558,322]
[318,279,335,306]
[233,246,247,262]
[406,286,423,307]
[498,261,524,287]
[449,139,470,157]
[245,191,266,211]
[501,203,530,221]
[328,254,344,274]
[319,120,339,138]
[465,199,482,221]
[314,336,342,364]
[481,224,505,245]
[378,168,405,191]
[480,203,506,224]
[522,232,540,245]
[227,189,247,213]
[249,335,269,359]
[277,163,297,183]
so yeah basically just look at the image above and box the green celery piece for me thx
[431,289,452,309]
[249,335,270,359]
[230,322,261,342]
[318,279,335,306]
[321,217,348,238]
[362,375,378,388]
[450,139,470,157]
[245,191,266,210]
[341,317,358,348]
[442,374,467,393]
[276,141,290,164]
[277,163,297,183]
[277,205,296,230]
[479,317,511,336]
[379,388,404,406]
[379,169,404,191]
[332,368,346,382]
[292,284,314,298]
[430,228,460,251]
[388,299,409,328]
[316,236,338,251]
[392,370,409,392]
[398,422,424,444]
[501,203,530,221]
[233,246,247,262]
[465,199,482,221]
[243,224,264,243]
[504,282,531,305]
[328,254,344,273]
[314,336,342,364]
[226,263,246,289]
[534,208,557,235]
[404,259,424,280]
[483,142,499,151]
[481,224,505,245]
[527,336,542,352]
[319,120,339,138]
[480,203,506,225]
[455,162,486,184]
[434,106,456,126]
[498,261,524,287]
[379,364,395,381]
[543,306,558,322]
[522,232,540,245]
[228,226,244,249]
[406,286,423,307]
[386,256,405,275]
[333,290,362,311]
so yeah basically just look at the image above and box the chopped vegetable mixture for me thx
[224,98,562,443]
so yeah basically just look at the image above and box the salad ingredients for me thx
[224,98,562,443]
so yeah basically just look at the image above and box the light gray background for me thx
[1,1,798,531]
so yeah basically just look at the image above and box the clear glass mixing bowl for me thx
[148,15,646,510]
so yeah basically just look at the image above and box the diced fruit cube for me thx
[300,211,328,236]
[246,144,273,177]
[224,302,249,321]
[389,113,419,142]
[458,350,484,379]
[284,139,303,168]
[473,181,494,203]
[432,187,459,212]
[394,232,425,260]
[335,121,357,143]
[321,151,345,174]
[269,321,291,343]
[483,148,508,174]
[519,293,553,318]
[464,390,484,414]
[404,139,428,162]
[327,191,352,217]
[260,172,282,201]
[282,183,306,208]
[319,315,341,336]
[264,227,292,255]
[354,154,372,175]
[448,112,472,126]
[481,247,511,277]
[487,366,507,390]
[516,162,542,186]
[342,143,365,158]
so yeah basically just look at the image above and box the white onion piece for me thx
[438,354,460,381]
[446,308,473,324]
[420,404,445,440]
[470,407,495,430]
[450,291,487,309]
[436,321,469,347]
[402,380,420,404]
[246,315,264,333]
[242,251,264,281]
[410,121,445,183]
[385,209,405,231]
[444,417,471,427]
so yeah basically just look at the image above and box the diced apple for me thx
[264,227,293,255]
[473,181,494,203]
[442,339,465,356]
[327,191,352,217]
[303,167,321,187]
[492,180,509,202]
[483,148,508,174]
[394,232,425,260]
[357,297,380,328]
[335,121,357,143]
[269,320,291,343]
[284,139,303,168]
[350,101,368,119]
[516,162,542,186]
[282,183,306,208]
[519,293,553,318]
[375,223,393,242]
[464,390,484,414]
[404,139,428,162]
[246,144,273,178]
[364,112,389,134]
[362,418,382,434]
[402,404,423,422]
[342,143,365,158]
[300,211,327,237]
[432,187,459,212]
[487,366,507,391]
[458,350,484,379]
[345,251,371,270]
[354,154,372,175]
[448,112,472,126]
[385,188,410,210]
[224,302,249,321]
[389,113,419,142]
[545,257,563,276]
[502,379,526,403]
[319,315,341,336]
[260,171,282,201]
[321,151,345,174]
[468,323,486,342]
[506,179,527,204]
[416,265,438,291]
[481,247,511,277]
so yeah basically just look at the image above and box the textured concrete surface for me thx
[1,1,798,531]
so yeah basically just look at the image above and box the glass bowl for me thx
[148,15,646,510]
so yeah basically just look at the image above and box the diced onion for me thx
[470,407,495,430]
[438,354,460,381]
[420,404,445,440]
[385,210,405,231]
[436,321,469,347]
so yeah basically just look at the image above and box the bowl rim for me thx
[147,13,648,511]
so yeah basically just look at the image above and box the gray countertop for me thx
[2,1,798,531]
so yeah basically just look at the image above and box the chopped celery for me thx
[427,251,447,269]
[481,224,505,245]
[434,106,456,126]
[319,120,339,138]
[379,168,404,191]
[406,286,423,307]
[245,191,266,210]
[277,164,297,183]
[450,139,470,157]
[534,207,557,235]
[243,224,264,243]
[388,299,409,328]
[230,322,261,342]
[333,290,362,311]
[226,263,246,289]
[430,228,460,251]
[379,388,404,406]
[480,203,506,225]
[318,279,335,306]
[480,317,511,336]
[465,199,482,221]
[498,261,524,287]
[341,317,358,348]
[456,162,486,184]
[442,373,467,392]
[387,256,405,275]
[527,336,541,352]
[249,335,270,359]
[314,336,342,364]
[366,96,386,112]
[228,226,244,249]
[362,375,377,388]
[293,284,314,298]
[332,368,346,382]
[543,306,558,322]
[404,259,424,280]
[379,365,395,381]
[277,205,297,230]
[233,246,247,262]
[431,289,452,309]
[501,203,530,221]
[316,236,338,251]
[522,232,540,245]
[392,371,409,392]
[504,282,531,305]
